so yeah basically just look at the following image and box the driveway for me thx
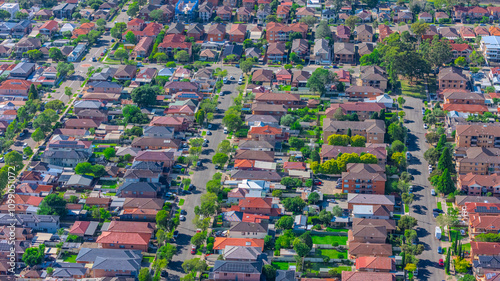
[165,71,242,280]
[404,96,443,280]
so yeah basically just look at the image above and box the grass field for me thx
[63,254,77,263]
[401,79,427,99]
[318,249,347,259]
[312,235,347,245]
[142,256,155,263]
[326,228,348,232]
[99,180,117,189]
[179,199,185,206]
[462,243,471,251]
[437,202,442,210]
[405,204,409,213]
[272,262,295,270]
[330,266,352,274]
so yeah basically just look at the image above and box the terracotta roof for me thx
[242,213,269,223]
[343,163,386,182]
[465,202,500,215]
[342,272,395,281]
[267,42,286,55]
[97,231,150,245]
[234,159,255,169]
[248,125,282,135]
[207,23,226,35]
[352,217,396,231]
[150,116,187,126]
[40,20,58,31]
[0,79,31,91]
[235,150,274,161]
[283,162,306,170]
[128,18,145,26]
[470,214,500,229]
[85,197,111,205]
[69,221,90,235]
[107,221,155,234]
[80,22,95,30]
[256,92,298,102]
[229,23,247,36]
[325,102,385,116]
[321,144,387,161]
[451,43,472,52]
[239,197,272,209]
[356,256,395,271]
[252,69,274,82]
[213,238,265,250]
[266,22,308,35]
[442,103,488,114]
[471,241,500,257]
[348,242,392,256]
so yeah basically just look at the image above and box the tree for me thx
[38,194,67,217]
[307,68,335,95]
[262,264,277,281]
[289,137,304,149]
[23,146,33,157]
[308,192,320,204]
[454,257,471,273]
[276,216,294,229]
[182,259,207,274]
[405,263,417,272]
[195,193,218,217]
[222,114,242,132]
[123,105,150,124]
[32,128,45,142]
[293,240,311,257]
[103,147,116,160]
[282,197,306,213]
[189,138,205,147]
[240,60,254,74]
[15,11,28,20]
[398,215,417,230]
[331,205,343,217]
[281,115,296,126]
[26,49,43,60]
[360,153,378,164]
[56,62,74,78]
[5,151,22,168]
[216,140,232,154]
[127,2,140,16]
[425,132,439,144]
[125,31,136,44]
[131,84,160,106]
[212,153,229,166]
[195,109,205,125]
[437,168,456,195]
[402,192,414,206]
[469,50,485,66]
[350,135,366,147]
[455,56,467,67]
[156,210,169,230]
[0,10,10,21]
[397,96,406,108]
[410,21,429,40]
[138,268,152,281]
[191,231,206,247]
[64,87,72,99]
[438,147,453,172]
[33,109,58,133]
[22,244,45,267]
[327,134,350,146]
[150,9,164,22]
[111,22,127,39]
[114,48,129,62]
[153,52,167,62]
[388,122,406,143]
[45,100,64,111]
[281,177,301,188]
[346,16,359,31]
[315,20,332,39]
[175,50,190,62]
[458,275,476,281]
[29,84,38,100]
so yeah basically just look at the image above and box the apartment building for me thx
[323,119,385,144]
[480,36,500,64]
[438,67,468,90]
[455,124,500,148]
[341,163,386,194]
[266,22,308,43]
[456,147,500,175]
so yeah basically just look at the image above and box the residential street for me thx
[165,69,242,280]
[404,96,443,280]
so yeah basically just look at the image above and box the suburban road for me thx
[166,68,242,280]
[405,96,443,280]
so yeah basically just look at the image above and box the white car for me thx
[431,189,436,196]
[424,124,428,129]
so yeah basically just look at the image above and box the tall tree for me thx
[437,147,453,172]
[437,168,455,195]
[307,68,335,95]
[345,16,359,31]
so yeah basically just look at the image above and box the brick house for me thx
[341,163,386,194]
[323,119,385,144]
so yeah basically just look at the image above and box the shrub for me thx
[207,237,215,244]
[274,249,280,256]
[207,243,213,253]
[332,242,339,247]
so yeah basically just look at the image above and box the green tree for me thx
[182,258,207,274]
[26,49,42,60]
[38,194,67,217]
[289,137,304,149]
[315,20,331,39]
[222,114,242,132]
[216,140,232,154]
[156,210,169,230]
[437,168,455,195]
[138,268,152,281]
[110,22,127,39]
[127,2,140,16]
[240,60,254,74]
[103,147,116,160]
[276,216,294,229]
[114,48,129,62]
[455,56,467,67]
[23,146,33,156]
[350,135,366,147]
[345,15,359,31]
[32,128,45,142]
[150,9,164,22]
[437,147,453,172]
[125,31,136,44]
[398,215,417,230]
[308,192,320,204]
[131,84,160,106]
[153,52,167,62]
[458,275,476,281]
[307,68,335,95]
[56,62,74,78]
[327,134,350,146]
[175,50,190,62]
[5,151,22,168]
[282,197,306,213]
[191,231,206,247]
[262,264,277,281]
[22,245,45,267]
[410,21,429,40]
[454,257,471,273]
[123,105,150,124]
[212,153,229,166]
[45,100,64,110]
[195,193,218,217]
[469,50,485,66]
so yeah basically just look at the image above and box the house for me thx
[199,49,218,61]
[292,70,311,87]
[67,43,86,62]
[418,12,433,23]
[213,237,265,254]
[52,3,76,19]
[238,197,275,215]
[355,24,374,42]
[277,6,290,22]
[9,62,35,78]
[438,66,468,90]
[228,222,268,239]
[223,246,262,261]
[325,102,385,120]
[451,43,472,62]
[439,27,459,40]
[86,81,122,94]
[237,7,252,23]
[471,242,500,261]
[353,218,396,233]
[481,36,500,64]
[323,119,385,144]
[0,214,60,232]
[455,124,500,148]
[348,224,387,244]
[251,69,274,86]
[378,24,393,42]
[210,260,262,281]
[0,79,31,99]
[135,68,157,85]
[348,242,392,258]
[39,20,58,36]
[65,118,99,130]
[217,6,232,21]
[342,163,386,194]
[460,26,476,41]
[117,182,160,198]
[291,39,309,59]
[227,24,246,43]
[131,137,181,150]
[320,144,387,164]
[221,44,243,60]
[235,150,274,162]
[275,68,292,85]
[336,25,351,42]
[150,116,190,131]
[312,38,331,65]
[207,23,226,42]
[69,221,99,237]
[89,68,117,82]
[266,22,308,43]
[158,34,192,58]
[75,248,142,278]
[247,125,286,142]
[238,138,276,151]
[114,65,137,80]
[334,43,356,64]
[266,42,287,63]
[456,147,500,175]
[342,272,395,281]
[394,11,412,23]
[198,2,214,22]
[251,103,287,116]
[104,221,155,236]
[35,9,54,20]
[132,37,154,58]
[97,232,150,252]
[469,214,500,238]
[358,42,376,58]
[473,255,500,279]
[186,23,204,40]
[442,89,485,105]
[65,174,93,189]
[347,194,395,211]
[296,7,315,19]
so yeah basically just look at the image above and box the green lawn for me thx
[279,85,292,91]
[312,235,347,245]
[393,214,401,220]
[462,243,471,251]
[326,228,349,233]
[179,199,185,206]
[437,202,442,210]
[105,192,116,196]
[405,204,409,213]
[142,256,155,263]
[330,266,352,274]
[201,131,206,136]
[272,262,295,270]
[401,79,427,99]
[450,230,464,242]
[318,249,347,259]
[446,202,453,207]
[63,254,77,263]
[99,180,117,189]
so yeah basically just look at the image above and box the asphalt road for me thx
[165,69,242,280]
[404,96,443,280]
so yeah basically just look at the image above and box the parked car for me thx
[189,184,195,191]
[173,230,179,238]
[439,259,444,267]
[431,189,436,196]
[197,161,202,167]
[313,179,322,185]
[180,210,187,215]
[437,246,442,254]
[424,124,428,129]
[206,131,212,135]
[179,215,186,221]
[433,208,443,213]
[191,245,197,254]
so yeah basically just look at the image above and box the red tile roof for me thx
[471,241,500,257]
[451,43,472,52]
[97,231,150,245]
[213,238,265,250]
[0,79,31,91]
[248,125,282,135]
[69,221,91,235]
[356,256,395,271]
[242,213,269,223]
[239,197,272,209]
[40,20,58,31]
[229,24,247,36]
[234,159,255,169]
[283,162,306,170]
[128,18,145,26]
[442,103,488,114]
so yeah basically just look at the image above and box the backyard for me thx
[311,235,348,245]
[326,228,348,233]
[98,180,118,189]
[316,249,347,259]
[272,262,296,270]
[63,254,77,263]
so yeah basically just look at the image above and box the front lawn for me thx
[99,180,117,189]
[179,199,185,206]
[279,85,292,91]
[462,243,471,251]
[142,256,155,263]
[317,249,347,259]
[401,79,427,99]
[311,235,347,245]
[437,202,442,210]
[450,230,464,242]
[405,204,409,213]
[272,262,295,270]
[63,254,77,263]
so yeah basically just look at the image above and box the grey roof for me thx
[187,23,204,34]
[90,67,117,80]
[76,248,142,263]
[223,246,262,260]
[334,42,355,55]
[238,139,275,150]
[52,267,87,277]
[41,150,91,160]
[222,44,243,58]
[130,161,163,172]
[143,126,174,135]
[117,182,160,195]
[347,194,395,205]
[115,146,141,157]
[245,114,280,123]
[93,255,141,271]
[276,270,297,281]
[213,260,263,274]
[10,62,34,75]
[123,169,161,179]
[455,195,500,206]
[84,221,99,236]
[66,174,93,186]
[229,221,268,233]
[167,22,185,34]
[474,255,500,269]
[87,81,122,88]
[74,100,103,109]
[0,214,59,226]
[246,47,260,58]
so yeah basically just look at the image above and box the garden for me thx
[311,235,347,245]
